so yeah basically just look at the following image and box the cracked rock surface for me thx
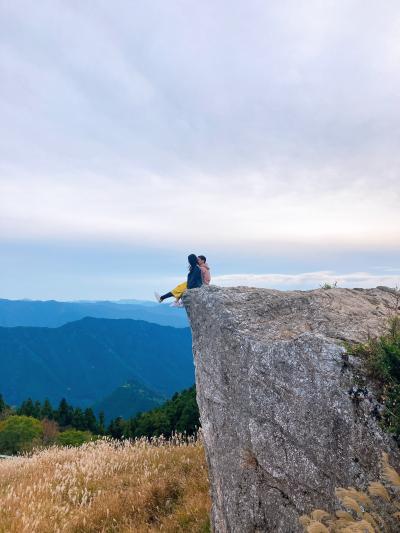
[183,286,400,532]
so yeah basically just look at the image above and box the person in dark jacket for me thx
[187,253,203,289]
[154,254,203,303]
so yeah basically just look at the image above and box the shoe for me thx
[154,291,162,303]
[170,300,184,308]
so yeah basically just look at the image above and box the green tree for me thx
[57,429,92,447]
[18,398,35,417]
[33,400,42,419]
[83,408,97,433]
[98,411,105,435]
[127,386,199,439]
[72,407,86,430]
[0,394,6,414]
[0,415,43,454]
[56,398,73,427]
[0,394,12,421]
[41,398,54,420]
[108,417,126,439]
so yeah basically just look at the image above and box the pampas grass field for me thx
[0,436,211,532]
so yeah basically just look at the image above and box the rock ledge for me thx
[184,286,399,532]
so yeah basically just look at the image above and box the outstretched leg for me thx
[160,291,174,301]
[155,282,187,303]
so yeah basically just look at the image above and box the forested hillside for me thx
[0,317,193,409]
[0,387,200,454]
[92,378,165,422]
[108,386,199,439]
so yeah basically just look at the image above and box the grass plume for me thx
[301,453,400,532]
[0,435,210,532]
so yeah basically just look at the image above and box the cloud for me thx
[0,168,399,251]
[0,1,400,253]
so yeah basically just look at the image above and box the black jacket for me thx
[187,265,203,289]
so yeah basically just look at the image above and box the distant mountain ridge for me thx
[0,298,187,328]
[0,317,194,415]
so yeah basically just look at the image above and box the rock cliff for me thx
[184,286,400,532]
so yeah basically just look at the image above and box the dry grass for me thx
[0,435,211,532]
[300,453,400,532]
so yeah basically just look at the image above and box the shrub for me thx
[57,429,93,447]
[320,281,338,289]
[0,415,43,454]
[347,316,400,439]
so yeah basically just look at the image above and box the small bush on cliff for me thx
[347,316,400,439]
[320,281,338,289]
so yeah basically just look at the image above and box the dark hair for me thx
[188,254,198,271]
[198,255,206,262]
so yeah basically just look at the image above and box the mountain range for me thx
[0,298,187,328]
[0,317,194,418]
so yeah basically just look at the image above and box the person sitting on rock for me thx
[198,255,211,285]
[187,253,203,289]
[155,253,204,305]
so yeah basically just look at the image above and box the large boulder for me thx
[183,286,400,532]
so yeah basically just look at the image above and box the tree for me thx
[0,415,43,454]
[83,408,97,433]
[108,417,126,439]
[127,386,199,439]
[0,394,6,414]
[41,399,54,420]
[56,398,73,427]
[98,411,105,435]
[57,429,92,447]
[72,407,86,430]
[18,398,35,417]
[42,419,59,445]
[33,400,42,419]
[0,394,12,421]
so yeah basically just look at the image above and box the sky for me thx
[1,0,399,300]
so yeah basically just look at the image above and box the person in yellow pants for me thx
[154,281,187,304]
[155,254,210,305]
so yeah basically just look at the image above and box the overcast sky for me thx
[1,1,399,300]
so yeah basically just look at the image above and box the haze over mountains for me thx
[0,298,188,328]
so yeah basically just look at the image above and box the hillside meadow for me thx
[0,436,210,533]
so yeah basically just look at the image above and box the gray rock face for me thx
[183,286,400,533]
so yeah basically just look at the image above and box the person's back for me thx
[187,254,203,289]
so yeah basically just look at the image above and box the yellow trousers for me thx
[171,282,187,299]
